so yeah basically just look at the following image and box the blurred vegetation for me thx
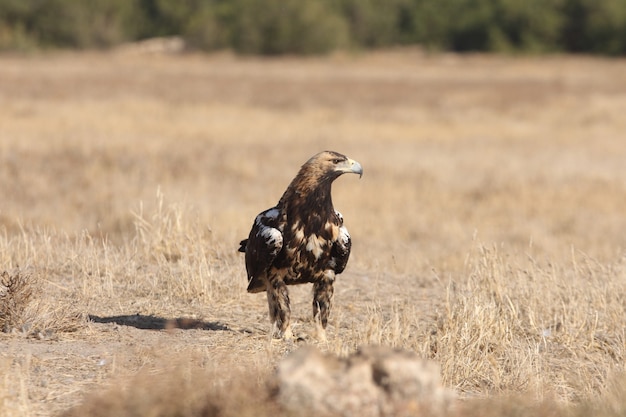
[1,0,625,54]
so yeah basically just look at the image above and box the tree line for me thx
[1,0,625,55]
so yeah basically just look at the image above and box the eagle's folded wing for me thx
[330,224,351,274]
[244,208,283,293]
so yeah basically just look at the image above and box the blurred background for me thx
[1,0,626,55]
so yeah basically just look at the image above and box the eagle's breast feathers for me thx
[244,206,350,292]
[240,151,361,294]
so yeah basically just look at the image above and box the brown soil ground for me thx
[1,49,625,416]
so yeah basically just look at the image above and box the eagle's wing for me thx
[329,211,351,274]
[242,208,283,293]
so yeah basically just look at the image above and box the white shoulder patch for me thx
[260,226,283,249]
[254,208,283,254]
[334,210,344,224]
[338,225,350,246]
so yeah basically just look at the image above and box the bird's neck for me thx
[279,175,335,218]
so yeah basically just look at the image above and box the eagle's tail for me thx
[246,278,267,293]
[238,239,248,253]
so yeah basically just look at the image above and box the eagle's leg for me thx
[267,278,292,339]
[312,272,335,341]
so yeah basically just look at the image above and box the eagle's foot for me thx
[270,322,293,340]
[314,321,327,342]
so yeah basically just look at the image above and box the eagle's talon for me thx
[270,322,293,340]
[282,327,294,341]
[314,322,328,342]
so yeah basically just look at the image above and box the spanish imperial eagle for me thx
[238,151,363,340]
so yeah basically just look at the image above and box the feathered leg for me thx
[267,278,292,339]
[312,272,335,341]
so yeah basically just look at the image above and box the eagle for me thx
[239,151,362,340]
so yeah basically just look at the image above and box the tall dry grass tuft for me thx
[0,270,34,333]
[430,243,626,401]
[2,188,245,335]
[0,268,83,337]
[0,228,88,338]
[129,189,244,305]
[356,300,423,349]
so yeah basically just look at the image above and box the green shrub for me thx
[227,0,348,55]
[562,0,626,55]
[336,0,411,48]
[489,0,565,53]
[0,0,626,55]
[0,0,143,49]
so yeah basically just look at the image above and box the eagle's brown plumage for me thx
[239,151,362,339]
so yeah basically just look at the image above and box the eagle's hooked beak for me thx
[339,158,363,178]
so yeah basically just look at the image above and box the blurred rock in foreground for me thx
[276,345,454,417]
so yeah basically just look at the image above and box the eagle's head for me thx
[302,151,363,183]
[279,151,362,209]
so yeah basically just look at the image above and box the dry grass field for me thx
[1,48,626,416]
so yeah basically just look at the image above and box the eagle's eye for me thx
[331,158,342,164]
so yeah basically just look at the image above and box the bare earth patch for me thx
[1,50,625,416]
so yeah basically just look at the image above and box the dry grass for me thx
[59,362,280,417]
[0,270,35,332]
[0,268,83,338]
[433,244,625,400]
[0,49,625,416]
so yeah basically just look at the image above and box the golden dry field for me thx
[1,49,626,416]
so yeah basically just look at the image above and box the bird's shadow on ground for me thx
[88,314,230,331]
